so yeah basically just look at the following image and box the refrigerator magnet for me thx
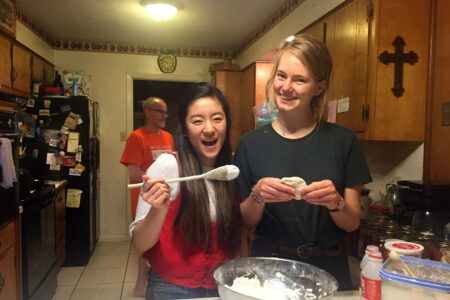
[66,189,83,208]
[75,152,82,162]
[67,132,79,153]
[61,105,71,113]
[39,109,50,116]
[50,164,60,171]
[74,163,85,173]
[69,168,82,176]
[64,112,79,130]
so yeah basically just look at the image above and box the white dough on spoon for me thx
[281,176,307,200]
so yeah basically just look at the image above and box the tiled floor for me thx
[52,241,144,300]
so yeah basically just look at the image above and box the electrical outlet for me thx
[443,101,450,126]
[120,131,127,141]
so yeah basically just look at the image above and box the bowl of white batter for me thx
[212,257,338,300]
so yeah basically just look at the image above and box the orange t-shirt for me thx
[120,127,174,217]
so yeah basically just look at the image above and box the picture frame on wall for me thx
[0,0,15,38]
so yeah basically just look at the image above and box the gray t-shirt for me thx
[233,121,372,246]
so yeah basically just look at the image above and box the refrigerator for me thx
[24,95,100,266]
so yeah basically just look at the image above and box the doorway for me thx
[133,80,192,141]
[124,73,205,235]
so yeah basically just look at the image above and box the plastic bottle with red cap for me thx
[360,245,380,297]
[361,252,383,300]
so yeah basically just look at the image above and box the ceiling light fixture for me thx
[140,0,179,20]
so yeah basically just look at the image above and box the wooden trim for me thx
[423,0,437,182]
[0,85,30,99]
[14,217,22,300]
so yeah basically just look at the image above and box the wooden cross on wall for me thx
[379,36,418,98]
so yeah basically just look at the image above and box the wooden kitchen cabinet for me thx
[0,34,12,90]
[54,181,67,270]
[213,70,243,151]
[32,55,54,87]
[241,62,274,131]
[12,44,32,95]
[424,0,450,182]
[0,32,31,98]
[302,0,369,134]
[365,0,431,141]
[0,218,21,300]
[302,0,429,141]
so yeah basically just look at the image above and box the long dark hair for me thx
[174,82,241,254]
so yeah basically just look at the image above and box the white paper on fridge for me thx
[67,132,80,153]
[66,189,83,208]
[46,152,56,165]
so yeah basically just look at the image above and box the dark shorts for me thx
[251,238,353,291]
[146,269,219,300]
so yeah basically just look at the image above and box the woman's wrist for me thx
[250,186,265,206]
[328,195,345,212]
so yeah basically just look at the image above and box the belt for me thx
[257,239,342,259]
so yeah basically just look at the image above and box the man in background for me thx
[120,97,174,297]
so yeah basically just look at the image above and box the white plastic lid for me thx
[384,241,424,255]
[384,239,404,244]
[366,245,379,254]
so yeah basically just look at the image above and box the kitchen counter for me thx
[45,179,68,191]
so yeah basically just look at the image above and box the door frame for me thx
[124,72,203,234]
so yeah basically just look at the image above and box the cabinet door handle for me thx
[12,68,17,83]
[0,273,4,294]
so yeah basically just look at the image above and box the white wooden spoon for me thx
[390,250,416,277]
[127,165,240,189]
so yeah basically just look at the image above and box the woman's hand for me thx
[299,179,341,210]
[253,177,296,203]
[140,175,171,209]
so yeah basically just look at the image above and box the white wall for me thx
[360,141,424,203]
[53,50,221,242]
[16,22,54,62]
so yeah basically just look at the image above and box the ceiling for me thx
[15,0,296,57]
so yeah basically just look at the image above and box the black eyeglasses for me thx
[148,108,169,116]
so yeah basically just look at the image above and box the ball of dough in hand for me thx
[281,176,307,200]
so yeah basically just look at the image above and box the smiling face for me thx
[185,97,227,167]
[273,51,325,115]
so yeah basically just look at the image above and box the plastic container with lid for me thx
[384,241,424,258]
[380,256,450,299]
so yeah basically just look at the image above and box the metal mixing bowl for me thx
[212,257,338,300]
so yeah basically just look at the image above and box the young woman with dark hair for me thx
[130,82,241,299]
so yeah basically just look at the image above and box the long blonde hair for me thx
[265,33,332,119]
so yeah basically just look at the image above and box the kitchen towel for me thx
[0,138,17,188]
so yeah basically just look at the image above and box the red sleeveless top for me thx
[143,193,232,289]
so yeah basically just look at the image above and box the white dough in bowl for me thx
[281,176,307,200]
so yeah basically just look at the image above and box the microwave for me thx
[0,110,17,134]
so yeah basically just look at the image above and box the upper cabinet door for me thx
[327,0,369,133]
[302,0,369,133]
[32,55,45,84]
[366,0,430,141]
[0,35,12,88]
[12,44,31,94]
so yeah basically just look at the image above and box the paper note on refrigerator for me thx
[67,132,79,153]
[66,189,83,208]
